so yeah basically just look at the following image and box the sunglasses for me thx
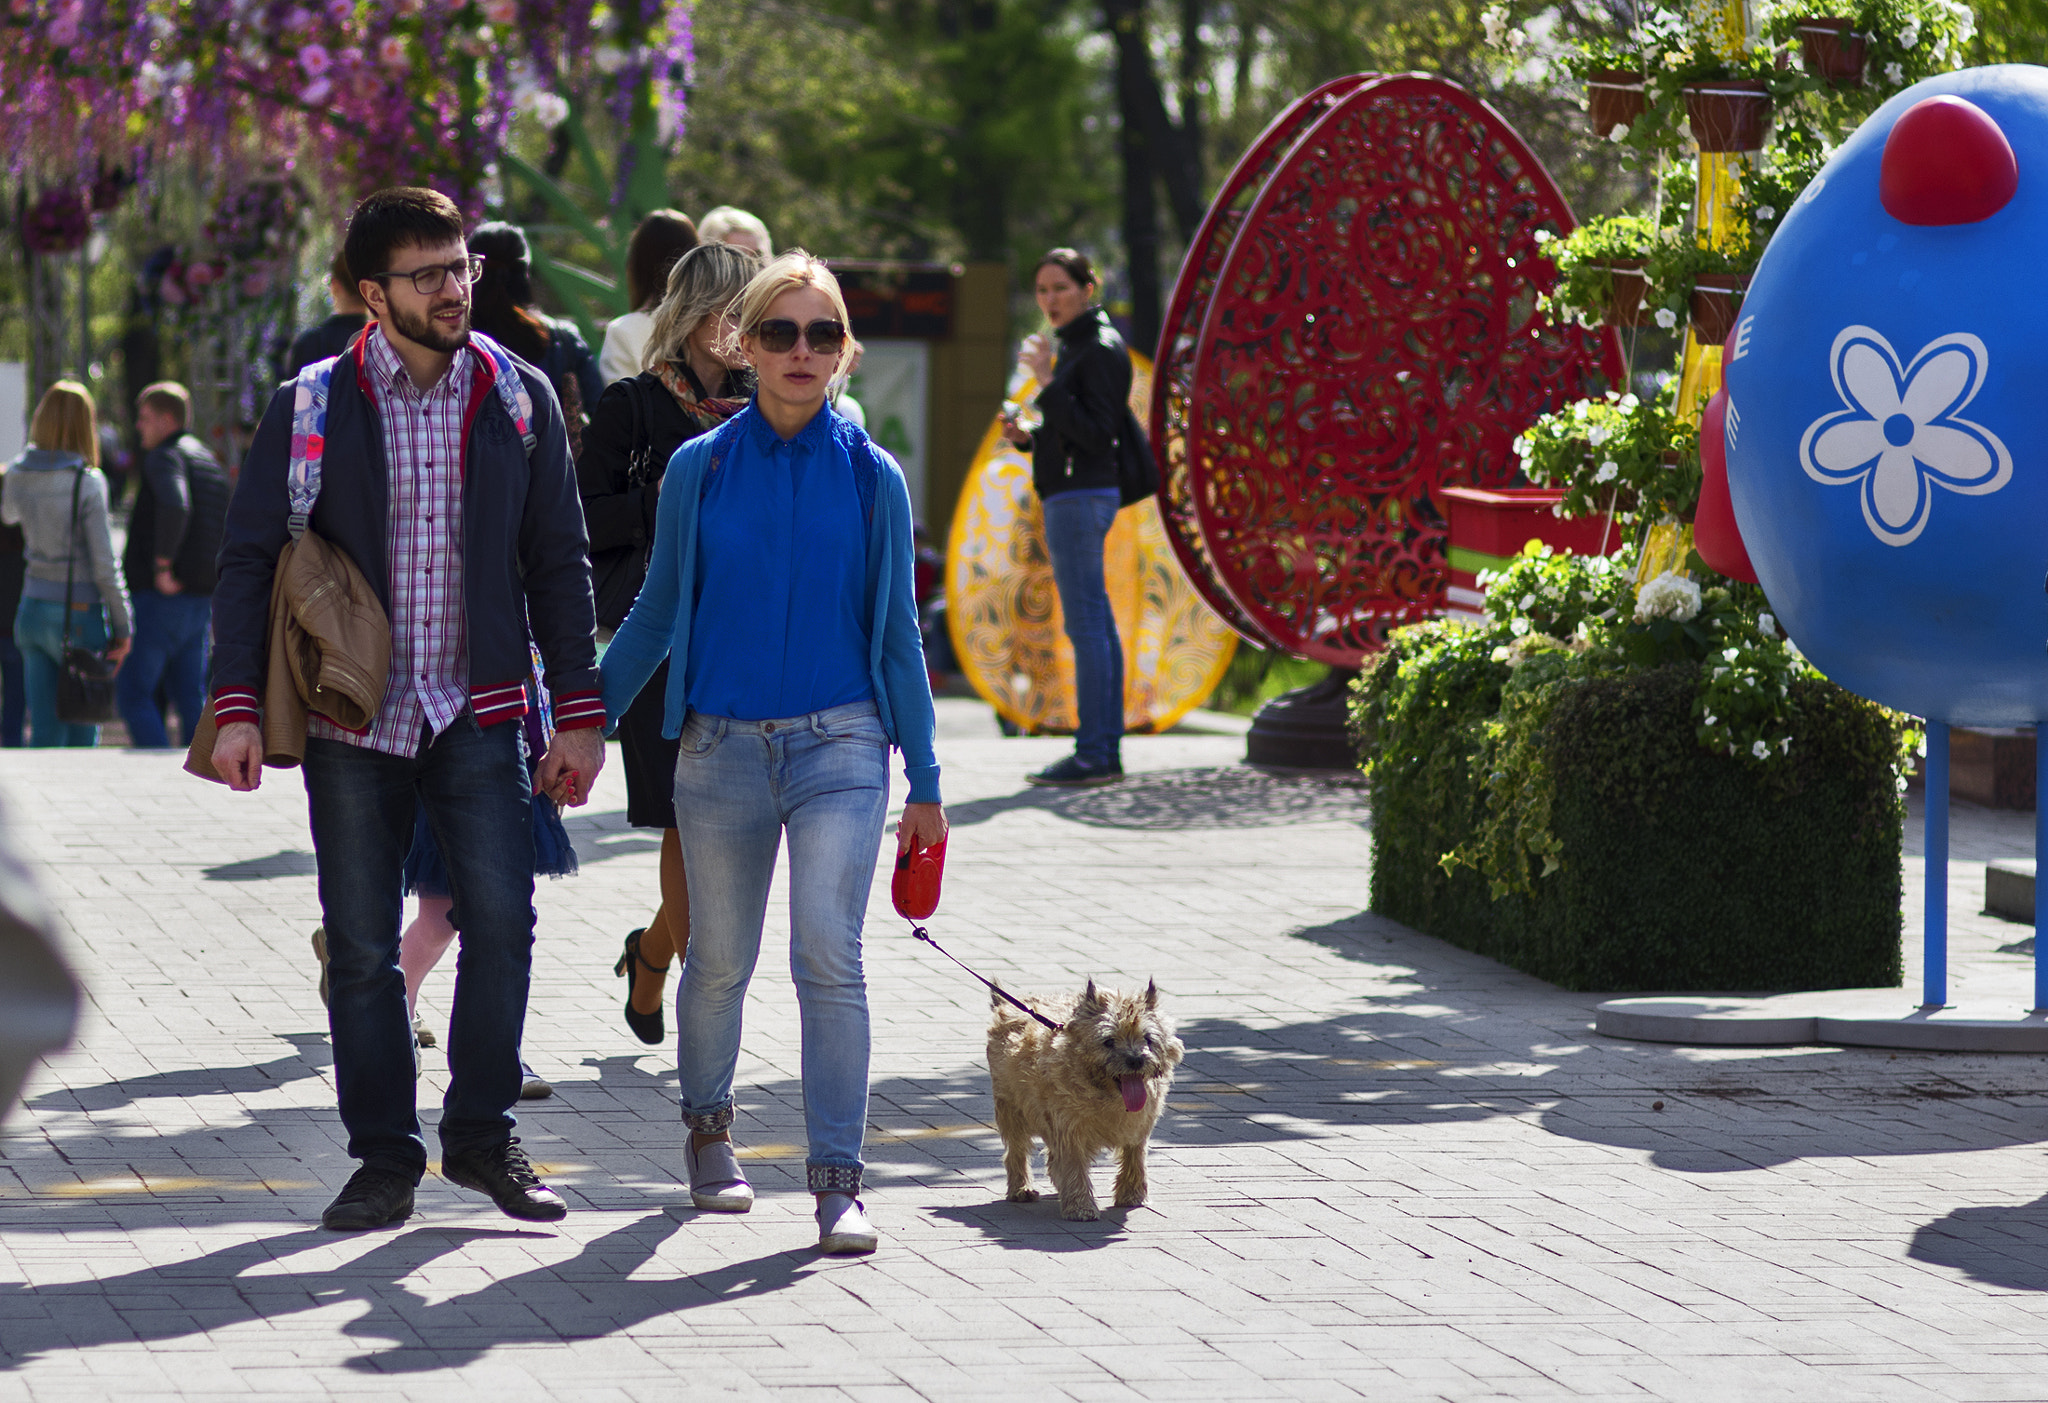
[752,318,847,355]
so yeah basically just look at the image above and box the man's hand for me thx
[155,560,183,596]
[213,721,263,792]
[537,725,606,807]
[106,637,132,668]
[897,802,948,855]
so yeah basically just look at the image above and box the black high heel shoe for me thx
[613,927,668,1044]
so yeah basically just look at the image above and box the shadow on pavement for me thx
[21,1032,332,1112]
[926,1200,1133,1251]
[945,766,1369,833]
[201,849,318,881]
[1908,1195,2048,1291]
[0,1213,828,1371]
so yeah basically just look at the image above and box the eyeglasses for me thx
[751,318,847,355]
[371,254,486,296]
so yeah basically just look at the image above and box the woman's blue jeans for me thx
[1042,487,1124,767]
[15,598,108,748]
[672,700,890,1195]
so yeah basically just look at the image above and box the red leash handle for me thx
[891,835,947,920]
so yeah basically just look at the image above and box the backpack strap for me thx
[286,354,341,540]
[469,331,537,459]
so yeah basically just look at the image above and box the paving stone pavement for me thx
[4,700,2048,1401]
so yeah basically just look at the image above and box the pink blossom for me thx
[299,44,331,77]
[484,0,518,23]
[300,75,333,105]
[378,34,409,68]
[45,2,82,46]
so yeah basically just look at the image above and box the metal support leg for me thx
[1923,721,1949,1010]
[2035,730,2047,1013]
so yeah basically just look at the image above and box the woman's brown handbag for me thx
[54,466,116,725]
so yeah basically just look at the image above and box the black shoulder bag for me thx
[1114,404,1161,508]
[591,375,655,632]
[55,466,117,725]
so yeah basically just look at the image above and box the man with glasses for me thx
[208,186,606,1231]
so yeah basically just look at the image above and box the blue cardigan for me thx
[599,402,941,804]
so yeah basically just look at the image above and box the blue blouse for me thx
[598,399,941,804]
[687,405,873,719]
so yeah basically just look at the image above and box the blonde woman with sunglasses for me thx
[599,251,946,1256]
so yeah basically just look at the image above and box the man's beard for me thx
[387,298,470,354]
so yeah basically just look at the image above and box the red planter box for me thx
[1440,486,1624,624]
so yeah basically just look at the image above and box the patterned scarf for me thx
[653,359,750,431]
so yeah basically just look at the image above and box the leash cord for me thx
[908,924,1065,1032]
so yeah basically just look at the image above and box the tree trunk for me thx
[1180,0,1204,185]
[1102,0,1204,244]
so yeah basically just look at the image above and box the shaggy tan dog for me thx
[987,980,1184,1220]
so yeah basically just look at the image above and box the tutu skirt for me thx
[401,789,578,898]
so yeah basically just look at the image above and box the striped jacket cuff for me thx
[551,689,606,730]
[214,688,261,728]
[470,681,529,728]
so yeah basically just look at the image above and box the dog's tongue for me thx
[1118,1075,1147,1113]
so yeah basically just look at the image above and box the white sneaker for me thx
[685,1137,754,1212]
[519,1061,553,1100]
[816,1193,878,1255]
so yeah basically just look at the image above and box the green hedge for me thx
[1357,642,1906,993]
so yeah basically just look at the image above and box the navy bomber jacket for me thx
[209,330,603,734]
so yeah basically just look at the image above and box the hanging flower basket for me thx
[1683,79,1773,152]
[1600,260,1654,327]
[1795,18,1868,87]
[21,187,89,256]
[1690,273,1750,344]
[1586,70,1648,140]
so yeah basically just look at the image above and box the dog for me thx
[987,979,1184,1220]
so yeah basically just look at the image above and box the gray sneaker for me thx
[311,926,330,1007]
[816,1193,878,1255]
[685,1137,754,1212]
[519,1061,553,1100]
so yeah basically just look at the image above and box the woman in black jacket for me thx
[578,238,761,1041]
[1000,248,1132,787]
[467,222,605,454]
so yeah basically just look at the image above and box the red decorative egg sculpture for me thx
[1172,74,1622,665]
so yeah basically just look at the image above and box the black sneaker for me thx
[441,1137,569,1221]
[1026,754,1125,787]
[321,1165,416,1232]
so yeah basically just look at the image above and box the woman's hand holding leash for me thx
[898,801,947,855]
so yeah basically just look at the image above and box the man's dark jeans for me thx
[303,718,535,1180]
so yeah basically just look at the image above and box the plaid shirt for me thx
[308,331,473,756]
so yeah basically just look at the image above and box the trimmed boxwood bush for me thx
[1355,615,1909,993]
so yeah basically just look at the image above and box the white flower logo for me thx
[1798,326,2010,546]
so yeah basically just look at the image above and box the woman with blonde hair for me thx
[1,380,131,746]
[599,251,945,1256]
[578,238,761,1044]
[696,206,773,258]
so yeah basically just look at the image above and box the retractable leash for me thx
[894,837,1065,1033]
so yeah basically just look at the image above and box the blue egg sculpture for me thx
[1724,65,2048,725]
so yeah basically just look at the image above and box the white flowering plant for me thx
[1515,388,1701,522]
[1534,215,1660,327]
[1481,543,1636,642]
[1761,0,1974,110]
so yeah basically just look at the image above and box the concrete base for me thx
[1986,859,2035,924]
[1598,989,2048,1052]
